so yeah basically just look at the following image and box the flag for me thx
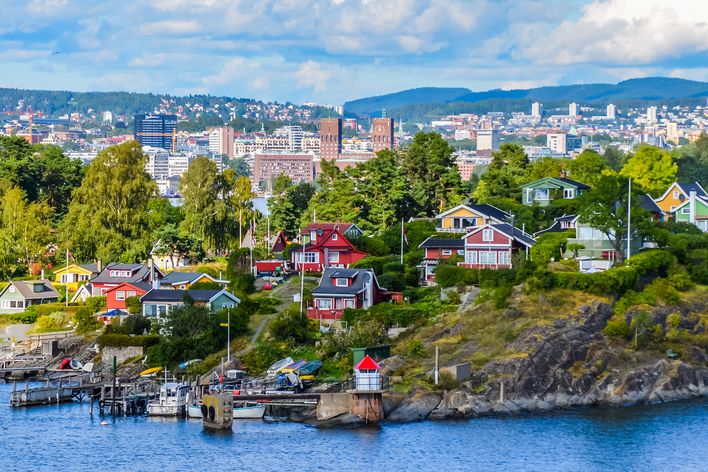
[402,225,409,245]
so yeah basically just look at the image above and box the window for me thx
[673,191,679,199]
[345,299,355,308]
[681,208,690,214]
[482,229,494,242]
[310,230,317,241]
[328,252,339,263]
[465,251,477,265]
[304,252,318,263]
[110,270,117,277]
[442,249,452,256]
[457,250,465,255]
[115,291,125,301]
[331,233,338,240]
[335,278,348,287]
[9,286,15,293]
[534,188,549,200]
[318,299,332,310]
[479,251,497,265]
[499,251,510,265]
[127,291,136,298]
[563,188,575,198]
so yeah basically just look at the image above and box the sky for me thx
[1,0,707,105]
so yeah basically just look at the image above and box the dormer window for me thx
[335,278,348,287]
[332,233,338,240]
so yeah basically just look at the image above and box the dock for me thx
[10,374,100,407]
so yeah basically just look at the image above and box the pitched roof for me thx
[91,263,163,285]
[160,271,227,286]
[521,176,590,190]
[70,283,93,303]
[79,263,99,273]
[354,354,381,371]
[678,182,707,198]
[302,222,362,235]
[467,224,536,247]
[435,203,510,222]
[3,280,60,300]
[141,289,221,303]
[104,281,152,294]
[639,194,663,214]
[533,214,578,237]
[311,268,383,296]
[419,237,465,249]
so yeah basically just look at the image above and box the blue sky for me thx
[1,0,707,104]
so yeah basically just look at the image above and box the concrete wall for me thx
[101,346,144,366]
[317,393,351,420]
[441,363,471,382]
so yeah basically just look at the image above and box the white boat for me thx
[233,402,265,419]
[147,382,191,417]
[187,404,203,419]
[266,357,294,377]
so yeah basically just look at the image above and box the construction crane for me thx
[136,128,177,153]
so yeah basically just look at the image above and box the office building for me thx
[134,114,177,150]
[666,122,679,143]
[531,102,542,118]
[606,104,616,119]
[253,152,315,192]
[568,103,578,118]
[208,127,235,158]
[319,118,342,160]
[143,146,170,182]
[273,125,304,151]
[547,133,567,154]
[476,129,499,151]
[647,106,658,123]
[371,117,394,152]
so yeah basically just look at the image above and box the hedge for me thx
[435,265,518,289]
[97,333,160,349]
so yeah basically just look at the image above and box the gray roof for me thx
[5,280,60,300]
[557,177,590,190]
[312,268,381,296]
[91,262,160,285]
[419,237,465,249]
[78,263,99,274]
[533,214,577,237]
[141,289,221,303]
[470,203,510,222]
[160,272,203,285]
[639,194,663,214]
[678,182,707,198]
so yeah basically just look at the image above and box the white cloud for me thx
[295,61,336,92]
[138,20,202,35]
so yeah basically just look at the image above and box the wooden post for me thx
[111,356,116,416]
[500,382,504,403]
[90,394,94,416]
[434,346,439,385]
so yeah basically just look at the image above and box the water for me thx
[0,383,706,472]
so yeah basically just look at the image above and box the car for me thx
[262,282,273,290]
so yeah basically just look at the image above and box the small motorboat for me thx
[187,403,203,419]
[233,402,265,419]
[266,357,294,377]
[178,359,202,370]
[147,382,191,417]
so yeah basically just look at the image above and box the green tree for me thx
[473,143,530,201]
[569,150,610,186]
[152,224,205,266]
[577,174,652,261]
[0,187,53,271]
[301,159,361,227]
[62,140,158,261]
[602,146,626,171]
[620,144,677,196]
[674,133,708,187]
[528,157,567,181]
[403,132,462,216]
[268,175,316,238]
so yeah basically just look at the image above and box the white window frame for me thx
[482,229,494,242]
[499,251,510,266]
[115,291,125,301]
[681,208,690,214]
[328,252,340,263]
[318,298,332,310]
[479,251,497,265]
[127,291,136,298]
[335,278,348,287]
[465,250,477,265]
[304,252,319,263]
[457,249,465,255]
[673,191,679,199]
[331,233,338,240]
[563,188,575,198]
[9,286,15,293]
[442,249,452,256]
[345,299,355,309]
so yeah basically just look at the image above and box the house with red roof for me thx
[302,222,364,241]
[291,225,367,272]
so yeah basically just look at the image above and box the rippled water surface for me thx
[0,383,706,471]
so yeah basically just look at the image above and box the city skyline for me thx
[1,0,707,104]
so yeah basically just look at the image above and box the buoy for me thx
[100,421,109,425]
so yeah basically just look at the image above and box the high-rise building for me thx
[371,117,394,153]
[647,106,658,123]
[253,152,315,192]
[531,102,542,118]
[666,122,679,143]
[208,126,235,158]
[134,114,177,150]
[568,103,578,118]
[606,104,616,119]
[143,146,170,182]
[319,118,342,160]
[547,133,567,154]
[273,125,304,151]
[476,129,499,151]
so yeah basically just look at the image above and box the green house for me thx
[521,177,590,206]
[675,193,708,232]
[0,280,60,314]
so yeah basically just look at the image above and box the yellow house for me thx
[654,182,707,214]
[53,263,99,287]
[436,204,510,232]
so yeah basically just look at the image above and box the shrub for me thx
[241,343,286,375]
[351,255,397,275]
[75,307,102,334]
[85,296,107,314]
[382,261,404,274]
[435,265,478,287]
[98,333,159,348]
[125,296,142,315]
[377,272,405,292]
[492,286,512,309]
[268,310,315,344]
[229,272,256,297]
[686,249,708,284]
[668,271,693,292]
[531,231,572,265]
[408,339,425,357]
[604,316,631,338]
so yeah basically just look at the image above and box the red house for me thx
[418,237,465,284]
[308,268,393,320]
[104,282,152,313]
[458,224,535,269]
[291,226,367,272]
[90,262,164,296]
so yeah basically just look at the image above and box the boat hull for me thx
[187,405,203,419]
[147,404,186,417]
[233,404,265,419]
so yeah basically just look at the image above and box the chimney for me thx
[97,259,103,273]
[690,191,697,224]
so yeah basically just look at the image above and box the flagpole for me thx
[250,218,254,276]
[267,215,271,258]
[239,208,243,249]
[400,218,404,264]
[299,229,306,319]
[626,177,632,260]
[65,244,69,307]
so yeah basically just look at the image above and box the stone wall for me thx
[101,346,144,366]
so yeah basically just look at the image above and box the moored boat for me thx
[233,402,265,419]
[147,382,191,417]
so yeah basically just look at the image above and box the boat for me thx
[139,367,162,377]
[280,360,308,374]
[147,382,191,417]
[266,357,294,377]
[187,404,203,419]
[233,401,266,419]
[178,359,202,369]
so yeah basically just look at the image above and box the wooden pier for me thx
[10,374,100,407]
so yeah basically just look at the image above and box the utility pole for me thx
[400,218,404,264]
[299,230,307,319]
[65,244,69,307]
[226,307,231,364]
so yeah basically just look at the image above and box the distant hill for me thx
[345,77,708,119]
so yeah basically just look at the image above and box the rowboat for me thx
[233,402,265,419]
[139,367,162,377]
